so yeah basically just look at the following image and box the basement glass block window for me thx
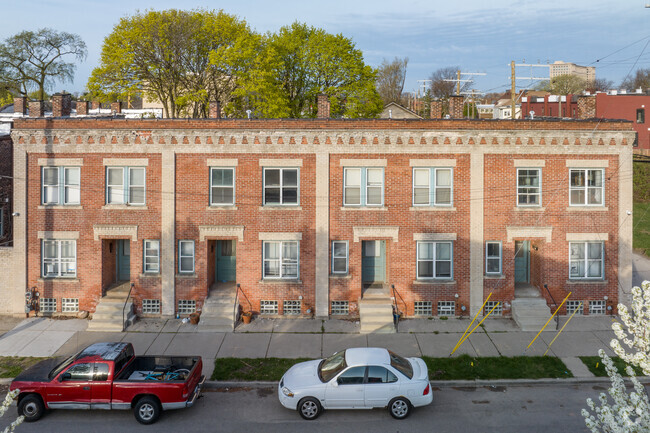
[589,300,606,316]
[414,301,432,316]
[331,301,349,315]
[61,298,79,313]
[177,300,196,315]
[437,301,456,317]
[566,300,584,315]
[142,299,161,315]
[484,301,502,316]
[283,300,301,315]
[40,298,57,313]
[260,300,279,315]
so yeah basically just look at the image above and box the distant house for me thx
[379,102,422,119]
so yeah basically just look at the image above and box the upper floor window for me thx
[263,241,299,279]
[42,166,80,205]
[637,108,645,124]
[569,169,603,206]
[144,240,160,273]
[485,241,502,275]
[106,167,145,205]
[417,241,453,280]
[332,241,349,274]
[263,168,299,205]
[344,167,383,206]
[569,241,604,279]
[42,239,76,278]
[413,168,453,206]
[210,167,235,205]
[517,169,541,206]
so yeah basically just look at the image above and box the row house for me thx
[5,115,635,331]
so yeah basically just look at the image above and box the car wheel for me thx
[134,397,161,425]
[298,397,322,420]
[388,397,411,419]
[18,394,45,422]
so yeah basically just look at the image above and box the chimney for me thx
[28,101,45,117]
[317,94,330,119]
[430,99,442,119]
[13,96,27,116]
[76,100,89,116]
[52,93,72,117]
[448,95,464,119]
[576,95,596,119]
[91,101,101,110]
[209,101,221,119]
[110,101,122,114]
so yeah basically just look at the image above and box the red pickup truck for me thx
[10,342,204,424]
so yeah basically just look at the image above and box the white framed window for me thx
[260,300,279,315]
[569,169,604,206]
[210,167,235,205]
[42,240,76,278]
[263,241,299,279]
[566,300,584,315]
[106,167,146,205]
[417,241,453,279]
[414,301,432,316]
[40,298,57,313]
[263,168,299,205]
[283,300,301,315]
[484,301,502,316]
[42,166,80,205]
[142,299,161,314]
[412,167,453,206]
[569,242,604,279]
[143,240,160,273]
[517,168,541,206]
[177,300,196,315]
[331,301,349,315]
[343,167,384,206]
[589,300,606,315]
[61,298,79,313]
[485,241,502,275]
[178,240,195,273]
[331,241,349,274]
[437,301,456,316]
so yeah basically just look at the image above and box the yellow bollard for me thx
[543,304,580,356]
[450,293,493,356]
[450,302,500,356]
[526,292,572,351]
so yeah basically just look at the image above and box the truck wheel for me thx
[18,394,45,422]
[134,397,160,425]
[298,397,322,420]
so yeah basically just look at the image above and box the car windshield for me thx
[48,355,76,380]
[389,351,413,379]
[318,350,347,382]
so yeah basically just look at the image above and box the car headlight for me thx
[281,386,294,397]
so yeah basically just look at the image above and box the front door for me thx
[514,240,530,283]
[117,240,130,281]
[46,362,93,409]
[325,366,367,409]
[216,240,236,282]
[362,240,386,283]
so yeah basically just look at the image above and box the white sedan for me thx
[278,347,432,420]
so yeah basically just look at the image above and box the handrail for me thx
[234,283,253,323]
[543,284,560,330]
[391,285,408,331]
[122,282,135,332]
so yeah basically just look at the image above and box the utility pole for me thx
[443,71,484,96]
[509,61,550,119]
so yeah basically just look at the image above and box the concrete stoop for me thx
[511,297,554,332]
[198,285,237,333]
[359,293,395,334]
[88,282,135,332]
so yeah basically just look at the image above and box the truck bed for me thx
[115,356,199,382]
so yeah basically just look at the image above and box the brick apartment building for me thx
[1,103,635,330]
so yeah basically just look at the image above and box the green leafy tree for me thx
[0,28,86,101]
[537,74,587,95]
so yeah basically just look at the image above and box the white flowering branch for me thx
[0,389,24,433]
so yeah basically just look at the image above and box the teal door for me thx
[514,240,529,283]
[117,240,130,281]
[362,240,386,283]
[216,240,236,282]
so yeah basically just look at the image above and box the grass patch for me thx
[212,355,572,381]
[579,356,644,377]
[634,202,650,256]
[0,357,46,378]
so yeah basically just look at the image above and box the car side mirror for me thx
[61,372,71,381]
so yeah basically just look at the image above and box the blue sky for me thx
[3,0,650,96]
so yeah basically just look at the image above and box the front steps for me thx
[197,283,237,333]
[88,282,135,332]
[359,286,395,333]
[511,285,554,331]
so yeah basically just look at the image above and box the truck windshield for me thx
[318,350,347,383]
[48,355,76,380]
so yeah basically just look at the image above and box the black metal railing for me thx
[391,285,408,331]
[234,283,253,324]
[543,284,560,330]
[122,282,135,332]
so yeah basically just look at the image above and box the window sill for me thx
[566,206,609,212]
[259,279,302,285]
[176,273,197,279]
[38,205,83,210]
[409,206,456,211]
[566,279,608,285]
[259,206,302,210]
[206,205,237,210]
[102,205,148,210]
[514,206,545,212]
[329,274,351,279]
[139,273,161,279]
[340,206,387,211]
[413,279,456,285]
[37,278,79,283]
[484,274,505,279]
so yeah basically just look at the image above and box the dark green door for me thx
[362,240,386,283]
[117,240,130,281]
[216,240,236,282]
[514,240,529,283]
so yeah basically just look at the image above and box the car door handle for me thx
[83,386,90,390]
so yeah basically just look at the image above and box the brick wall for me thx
[577,95,596,119]
[0,136,12,245]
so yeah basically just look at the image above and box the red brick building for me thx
[4,116,635,329]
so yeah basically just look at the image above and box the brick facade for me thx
[0,136,12,245]
[8,118,635,319]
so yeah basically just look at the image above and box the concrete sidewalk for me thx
[0,315,620,380]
